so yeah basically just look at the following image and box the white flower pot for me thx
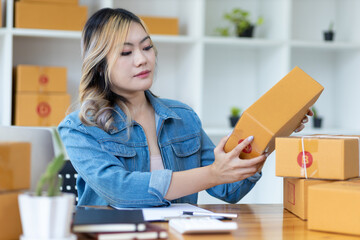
[18,192,77,240]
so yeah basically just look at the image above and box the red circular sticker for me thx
[36,102,51,118]
[238,139,252,153]
[297,151,313,168]
[39,75,49,85]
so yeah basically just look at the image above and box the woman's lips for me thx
[134,70,150,78]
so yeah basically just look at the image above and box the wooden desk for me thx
[78,204,360,240]
[155,204,360,240]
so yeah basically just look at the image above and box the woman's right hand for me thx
[210,135,267,185]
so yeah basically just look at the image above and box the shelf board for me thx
[12,28,82,39]
[203,36,285,48]
[11,29,194,44]
[291,40,360,50]
[151,35,195,44]
[0,29,6,36]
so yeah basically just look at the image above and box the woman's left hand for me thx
[294,108,314,133]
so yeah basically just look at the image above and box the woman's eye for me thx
[144,45,153,51]
[121,51,131,56]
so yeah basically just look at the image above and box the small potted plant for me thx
[220,8,264,37]
[312,106,323,128]
[323,22,335,41]
[18,129,76,240]
[229,106,241,128]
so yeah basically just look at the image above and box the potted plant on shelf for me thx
[18,129,76,240]
[323,22,335,41]
[220,8,264,37]
[312,106,323,128]
[229,106,241,128]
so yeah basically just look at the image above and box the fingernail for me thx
[265,153,270,157]
[227,130,233,137]
[247,136,254,141]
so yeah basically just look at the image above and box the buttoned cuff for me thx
[247,171,262,182]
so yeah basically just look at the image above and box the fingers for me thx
[239,154,267,168]
[294,123,305,133]
[230,135,254,158]
[307,108,314,116]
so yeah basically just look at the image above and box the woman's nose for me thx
[134,49,146,67]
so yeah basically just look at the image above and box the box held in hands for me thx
[224,66,324,159]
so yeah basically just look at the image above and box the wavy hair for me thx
[79,8,156,132]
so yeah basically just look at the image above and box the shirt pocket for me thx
[170,135,201,170]
[100,141,138,171]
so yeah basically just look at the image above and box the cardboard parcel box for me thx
[15,1,87,31]
[16,65,67,93]
[0,191,23,239]
[276,135,360,180]
[15,93,70,126]
[308,181,360,236]
[283,178,333,220]
[224,66,324,159]
[140,16,179,35]
[0,142,31,191]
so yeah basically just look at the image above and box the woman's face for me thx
[109,22,156,97]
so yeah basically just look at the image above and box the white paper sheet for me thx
[113,203,212,221]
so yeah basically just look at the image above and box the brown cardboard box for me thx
[14,93,70,126]
[283,178,332,220]
[224,66,324,159]
[140,16,179,35]
[276,136,360,180]
[15,2,87,31]
[16,65,67,93]
[21,0,78,4]
[308,181,360,235]
[0,191,23,239]
[0,143,31,191]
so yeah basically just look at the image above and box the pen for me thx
[182,211,238,219]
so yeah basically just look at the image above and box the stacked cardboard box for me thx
[0,142,31,239]
[14,64,70,126]
[15,0,88,31]
[140,16,179,35]
[276,135,360,235]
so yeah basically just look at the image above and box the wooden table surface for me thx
[154,204,360,240]
[78,204,360,240]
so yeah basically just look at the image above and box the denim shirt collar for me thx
[109,90,180,134]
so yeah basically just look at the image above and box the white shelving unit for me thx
[1,0,360,204]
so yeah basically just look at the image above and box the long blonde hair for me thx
[79,8,156,132]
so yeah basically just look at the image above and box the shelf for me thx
[0,29,6,36]
[291,40,360,50]
[151,35,195,44]
[203,37,285,48]
[12,28,82,39]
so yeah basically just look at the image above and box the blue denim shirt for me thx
[58,91,261,208]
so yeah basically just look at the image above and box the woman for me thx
[58,8,310,208]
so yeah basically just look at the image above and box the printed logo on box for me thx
[238,139,252,153]
[39,74,49,85]
[36,102,51,118]
[297,151,313,168]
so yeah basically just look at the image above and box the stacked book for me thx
[72,207,167,240]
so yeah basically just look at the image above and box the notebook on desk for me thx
[0,126,55,191]
[73,207,146,233]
